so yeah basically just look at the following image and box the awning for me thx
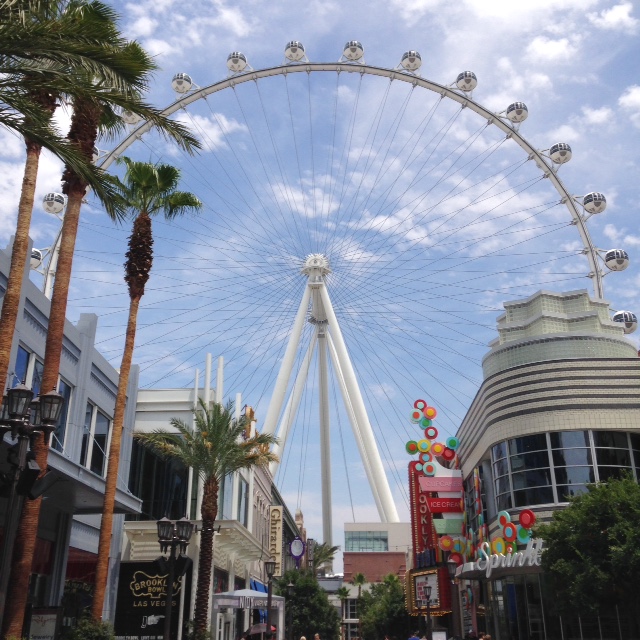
[213,589,285,611]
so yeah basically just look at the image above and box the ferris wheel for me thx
[37,41,635,541]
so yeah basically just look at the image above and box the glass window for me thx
[494,475,510,495]
[509,434,548,455]
[552,448,592,467]
[220,474,234,520]
[593,431,628,449]
[511,469,552,490]
[237,477,249,527]
[13,346,29,387]
[510,450,550,471]
[496,493,512,511]
[596,448,631,467]
[345,531,389,552]
[513,486,553,507]
[630,433,640,451]
[550,431,590,449]
[52,379,72,452]
[493,458,509,476]
[598,466,628,482]
[90,410,110,476]
[32,359,44,396]
[554,466,594,485]
[492,442,507,461]
[556,485,589,500]
[80,403,92,466]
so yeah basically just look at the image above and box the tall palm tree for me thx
[312,542,340,576]
[91,159,202,618]
[0,0,143,398]
[336,585,350,639]
[2,10,201,638]
[135,400,279,635]
[351,572,367,640]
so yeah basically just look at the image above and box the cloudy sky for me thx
[1,0,639,571]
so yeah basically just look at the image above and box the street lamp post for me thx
[447,559,461,640]
[286,581,294,640]
[157,516,194,640]
[265,560,276,640]
[425,584,432,640]
[0,385,64,630]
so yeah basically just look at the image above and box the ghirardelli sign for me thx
[269,506,283,576]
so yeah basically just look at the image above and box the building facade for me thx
[456,290,640,640]
[0,237,141,631]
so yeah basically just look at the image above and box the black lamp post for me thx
[425,584,432,640]
[265,560,276,640]
[0,385,64,630]
[447,559,461,640]
[286,581,294,640]
[157,516,194,640]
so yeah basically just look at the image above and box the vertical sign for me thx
[409,461,437,567]
[269,506,283,576]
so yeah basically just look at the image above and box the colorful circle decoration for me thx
[422,462,436,476]
[410,409,422,423]
[446,437,460,450]
[491,537,506,554]
[442,447,456,461]
[517,526,532,544]
[449,552,464,565]
[505,542,516,555]
[417,439,431,452]
[477,513,484,526]
[414,399,427,410]
[424,406,437,419]
[420,417,432,428]
[406,441,418,454]
[498,511,511,527]
[419,451,433,463]
[432,442,445,456]
[453,538,466,553]
[439,535,454,551]
[424,426,438,439]
[503,522,517,542]
[519,509,536,529]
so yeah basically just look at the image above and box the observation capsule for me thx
[343,40,364,61]
[456,71,477,92]
[506,102,528,123]
[604,249,630,272]
[549,142,572,164]
[400,51,422,71]
[30,248,43,269]
[613,310,638,334]
[121,110,142,125]
[583,192,606,214]
[227,52,248,73]
[42,192,65,214]
[172,73,192,93]
[285,41,306,61]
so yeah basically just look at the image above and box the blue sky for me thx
[1,0,639,571]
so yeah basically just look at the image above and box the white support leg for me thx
[317,327,333,549]
[320,284,399,523]
[270,331,318,476]
[262,285,312,436]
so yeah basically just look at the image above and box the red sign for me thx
[409,462,436,562]
[426,497,463,513]
[418,476,463,492]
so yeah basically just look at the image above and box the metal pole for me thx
[427,597,432,640]
[164,541,177,640]
[266,577,273,640]
[450,582,461,639]
[0,431,30,630]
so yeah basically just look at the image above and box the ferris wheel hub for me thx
[301,253,331,278]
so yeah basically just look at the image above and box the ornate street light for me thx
[0,384,64,629]
[265,560,276,640]
[156,516,194,640]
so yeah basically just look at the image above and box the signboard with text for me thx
[426,497,463,513]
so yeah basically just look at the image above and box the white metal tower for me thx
[262,254,400,547]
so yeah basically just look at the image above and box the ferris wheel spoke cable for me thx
[319,72,340,244]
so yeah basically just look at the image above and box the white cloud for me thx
[174,112,246,152]
[581,106,614,126]
[526,36,579,63]
[588,2,639,33]
[618,85,640,128]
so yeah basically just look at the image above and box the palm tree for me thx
[336,586,350,640]
[351,572,367,640]
[135,400,279,635]
[312,542,340,576]
[0,0,145,399]
[2,8,201,636]
[90,159,202,618]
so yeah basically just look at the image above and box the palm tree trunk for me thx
[0,140,42,392]
[195,477,219,635]
[91,294,141,620]
[2,183,85,638]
